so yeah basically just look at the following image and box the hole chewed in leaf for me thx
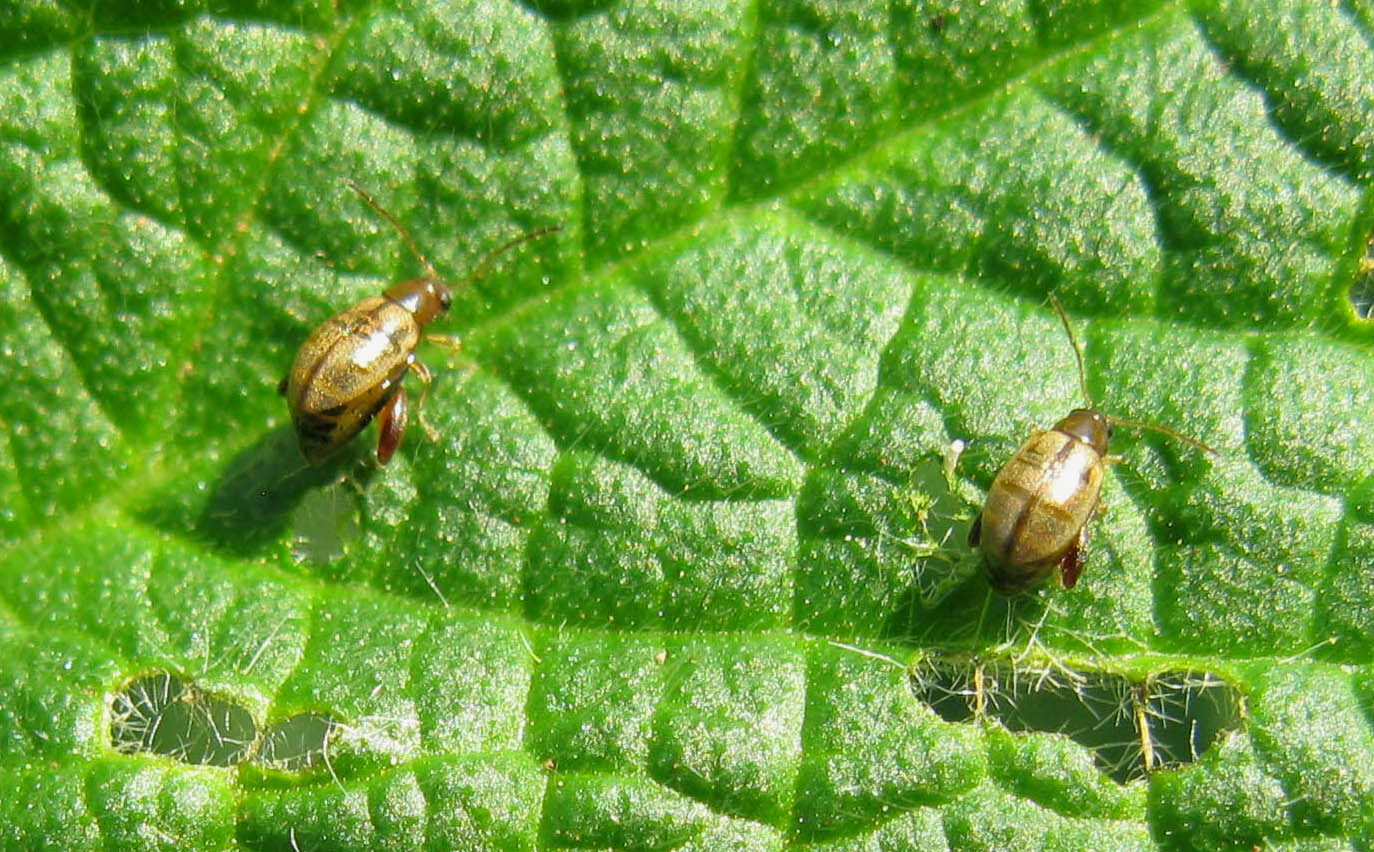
[1141,671,1244,772]
[290,481,361,564]
[110,673,257,766]
[910,656,1243,783]
[254,712,339,771]
[110,673,342,773]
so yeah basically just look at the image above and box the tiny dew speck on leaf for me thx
[1,1,1372,850]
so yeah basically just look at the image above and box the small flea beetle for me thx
[967,295,1216,594]
[280,180,558,465]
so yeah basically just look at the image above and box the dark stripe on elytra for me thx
[297,413,338,442]
[1000,432,1081,563]
[299,386,398,442]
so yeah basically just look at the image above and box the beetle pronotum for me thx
[279,181,558,465]
[967,295,1216,594]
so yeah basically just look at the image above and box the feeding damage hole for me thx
[254,712,338,771]
[111,673,257,766]
[910,656,1243,783]
[291,481,362,564]
[110,672,338,771]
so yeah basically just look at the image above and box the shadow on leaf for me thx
[123,425,361,557]
[192,425,375,556]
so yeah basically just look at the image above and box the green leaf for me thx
[1,0,1372,849]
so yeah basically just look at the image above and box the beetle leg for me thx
[1058,525,1089,589]
[410,361,441,442]
[967,514,983,547]
[277,376,288,396]
[424,333,464,353]
[376,386,409,465]
[1103,454,1124,466]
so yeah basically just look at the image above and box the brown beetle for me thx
[968,295,1215,594]
[280,181,557,465]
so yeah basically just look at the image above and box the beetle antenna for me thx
[460,225,562,288]
[343,179,441,281]
[1048,293,1094,409]
[1105,414,1219,456]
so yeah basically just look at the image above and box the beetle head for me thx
[383,277,450,326]
[1054,408,1111,454]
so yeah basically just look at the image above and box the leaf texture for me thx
[0,0,1372,849]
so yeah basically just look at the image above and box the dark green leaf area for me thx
[86,758,236,851]
[527,632,663,772]
[0,238,129,525]
[272,593,431,774]
[881,284,1081,470]
[1319,519,1374,664]
[645,218,910,460]
[75,23,322,242]
[1151,461,1342,657]
[795,461,981,637]
[890,0,1043,120]
[0,2,87,56]
[1247,336,1374,495]
[1088,320,1245,473]
[412,616,532,755]
[734,0,899,199]
[332,1,561,146]
[650,634,807,826]
[987,730,1143,822]
[0,763,101,851]
[1198,0,1374,182]
[0,623,122,762]
[1150,536,1308,654]
[1149,734,1293,852]
[797,92,1159,314]
[1048,10,1359,327]
[239,753,544,852]
[1249,666,1374,838]
[942,785,1153,852]
[795,806,948,852]
[2,528,310,715]
[2,0,1373,846]
[733,0,1153,200]
[478,278,802,499]
[369,372,556,610]
[542,772,716,850]
[532,452,793,631]
[795,643,983,841]
[552,0,751,260]
[3,760,237,851]
[829,385,954,482]
[260,99,573,322]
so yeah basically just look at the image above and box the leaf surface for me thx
[1,0,1372,849]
